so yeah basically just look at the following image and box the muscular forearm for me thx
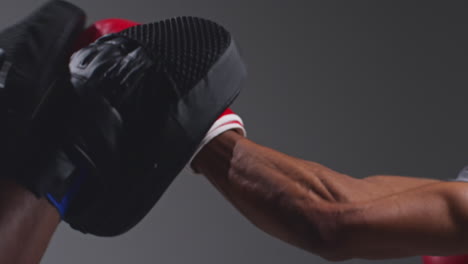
[363,175,441,195]
[192,131,373,257]
[193,133,441,203]
[192,131,462,260]
[0,179,59,263]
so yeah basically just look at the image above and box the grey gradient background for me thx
[2,0,468,263]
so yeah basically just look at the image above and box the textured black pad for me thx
[0,1,85,195]
[64,17,246,236]
[119,17,231,96]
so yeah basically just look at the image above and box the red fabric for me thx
[422,256,468,264]
[74,18,140,50]
[220,108,234,117]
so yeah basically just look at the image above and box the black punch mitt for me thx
[64,17,246,236]
[0,1,85,196]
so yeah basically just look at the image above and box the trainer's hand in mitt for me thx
[60,17,246,236]
[0,0,85,202]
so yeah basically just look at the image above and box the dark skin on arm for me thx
[0,131,465,263]
[192,131,468,261]
[0,179,59,264]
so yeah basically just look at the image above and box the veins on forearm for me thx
[227,142,357,205]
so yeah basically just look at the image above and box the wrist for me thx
[0,179,60,263]
[188,108,246,173]
[191,130,244,174]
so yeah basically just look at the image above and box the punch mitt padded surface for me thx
[0,0,85,196]
[64,17,246,236]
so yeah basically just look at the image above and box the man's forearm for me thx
[362,174,441,197]
[192,131,373,257]
[192,131,463,260]
[0,179,60,263]
[193,132,441,202]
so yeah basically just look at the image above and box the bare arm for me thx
[0,179,60,264]
[192,131,468,260]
